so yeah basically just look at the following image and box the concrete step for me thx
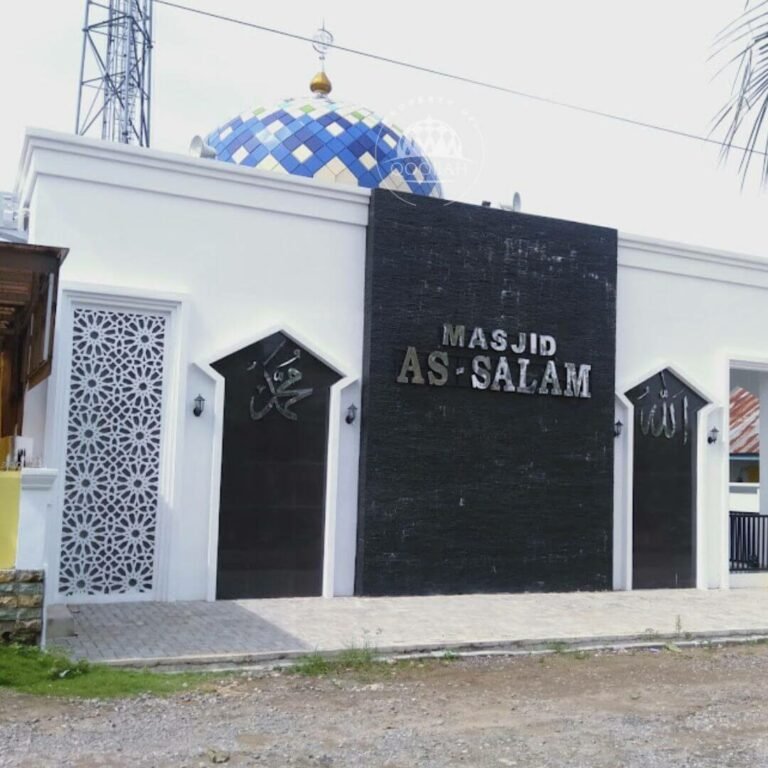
[46,604,75,639]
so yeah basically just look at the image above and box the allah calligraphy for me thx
[635,370,690,444]
[247,339,313,421]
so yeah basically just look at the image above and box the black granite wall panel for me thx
[213,332,340,599]
[626,369,707,589]
[357,190,618,595]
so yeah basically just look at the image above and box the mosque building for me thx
[1,31,768,643]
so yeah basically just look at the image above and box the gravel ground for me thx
[2,644,768,767]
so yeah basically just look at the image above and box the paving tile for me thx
[46,589,768,663]
[48,600,308,661]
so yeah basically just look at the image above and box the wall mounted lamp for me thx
[345,404,358,424]
[707,427,719,445]
[614,420,623,438]
[193,394,206,417]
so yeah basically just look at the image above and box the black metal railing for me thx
[730,512,768,571]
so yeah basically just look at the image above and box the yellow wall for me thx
[0,471,21,568]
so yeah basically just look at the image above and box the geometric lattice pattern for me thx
[205,96,443,198]
[59,308,166,597]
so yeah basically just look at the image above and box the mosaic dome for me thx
[203,80,442,198]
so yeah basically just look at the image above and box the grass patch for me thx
[336,646,378,670]
[546,641,569,654]
[543,644,591,660]
[290,646,383,677]
[0,644,203,698]
[288,648,464,679]
[290,652,333,676]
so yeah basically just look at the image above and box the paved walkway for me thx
[50,589,768,665]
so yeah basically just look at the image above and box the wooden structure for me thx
[0,243,67,438]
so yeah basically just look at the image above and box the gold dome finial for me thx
[310,70,332,95]
[310,23,334,96]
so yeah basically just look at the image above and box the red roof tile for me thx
[731,387,759,455]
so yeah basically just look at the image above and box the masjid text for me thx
[395,323,592,399]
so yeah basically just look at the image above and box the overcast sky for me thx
[2,0,765,254]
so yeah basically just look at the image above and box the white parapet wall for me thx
[615,234,768,590]
[16,129,370,604]
[12,128,768,602]
[730,483,759,513]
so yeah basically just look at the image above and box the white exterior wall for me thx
[14,129,768,602]
[15,469,59,570]
[16,130,369,603]
[615,236,768,590]
[22,380,48,460]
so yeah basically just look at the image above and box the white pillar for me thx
[612,396,632,590]
[15,469,58,570]
[759,376,768,516]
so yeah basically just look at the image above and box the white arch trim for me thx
[194,322,360,601]
[614,361,721,591]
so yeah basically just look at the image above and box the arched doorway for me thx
[212,331,341,598]
[626,368,708,588]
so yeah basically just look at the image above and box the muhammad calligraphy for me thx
[247,339,313,421]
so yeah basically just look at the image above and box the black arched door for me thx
[626,369,707,589]
[212,332,341,599]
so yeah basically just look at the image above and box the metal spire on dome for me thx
[310,23,333,96]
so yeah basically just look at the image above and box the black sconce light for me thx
[614,420,623,438]
[193,394,205,417]
[707,427,719,445]
[345,404,358,424]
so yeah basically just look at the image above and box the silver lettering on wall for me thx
[427,351,449,386]
[468,327,488,350]
[510,333,526,354]
[491,356,515,392]
[539,335,557,356]
[636,370,690,443]
[538,360,563,396]
[442,324,466,348]
[396,346,425,385]
[517,358,538,394]
[471,355,492,390]
[564,363,592,399]
[398,324,592,400]
[490,329,507,352]
[248,340,314,421]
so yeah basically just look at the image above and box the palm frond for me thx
[714,0,768,46]
[713,1,768,184]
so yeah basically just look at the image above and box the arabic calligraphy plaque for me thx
[212,331,341,598]
[626,368,707,588]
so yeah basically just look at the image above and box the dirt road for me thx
[2,644,768,767]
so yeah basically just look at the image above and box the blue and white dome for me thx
[203,82,442,198]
